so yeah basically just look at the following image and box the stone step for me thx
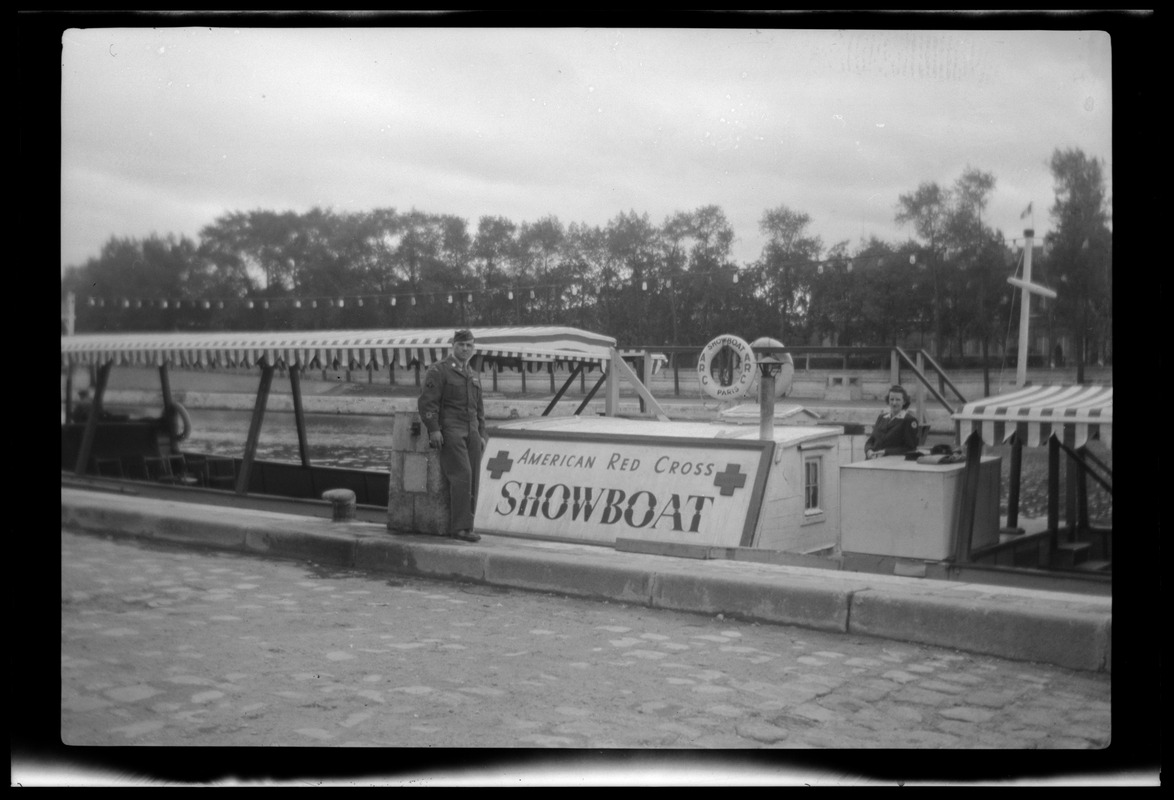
[1073,559,1112,573]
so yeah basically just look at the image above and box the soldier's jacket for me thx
[417,356,485,438]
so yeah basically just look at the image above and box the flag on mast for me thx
[1020,202,1033,220]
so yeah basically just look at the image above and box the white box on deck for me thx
[839,456,1001,561]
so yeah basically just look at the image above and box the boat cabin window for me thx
[803,455,823,516]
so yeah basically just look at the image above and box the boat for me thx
[61,327,1111,594]
[61,327,618,517]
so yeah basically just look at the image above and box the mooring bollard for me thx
[322,488,357,522]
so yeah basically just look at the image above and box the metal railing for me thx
[624,344,967,415]
[892,347,966,416]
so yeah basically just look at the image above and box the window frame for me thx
[802,453,824,522]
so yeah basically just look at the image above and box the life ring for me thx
[754,352,796,398]
[697,335,757,400]
[166,402,192,442]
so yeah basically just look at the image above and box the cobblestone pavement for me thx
[61,529,1111,753]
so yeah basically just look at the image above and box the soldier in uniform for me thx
[865,384,920,459]
[417,329,487,542]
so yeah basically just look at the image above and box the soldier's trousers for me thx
[439,425,483,532]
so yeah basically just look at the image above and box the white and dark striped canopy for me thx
[953,385,1113,450]
[60,327,618,372]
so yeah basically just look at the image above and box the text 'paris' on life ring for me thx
[696,335,757,400]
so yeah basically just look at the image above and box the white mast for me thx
[1010,229,1057,387]
[1016,230,1034,387]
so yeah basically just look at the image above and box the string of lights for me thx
[76,250,938,310]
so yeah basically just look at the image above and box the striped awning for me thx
[953,385,1113,450]
[60,327,617,372]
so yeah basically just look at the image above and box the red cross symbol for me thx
[713,463,748,496]
[486,450,514,479]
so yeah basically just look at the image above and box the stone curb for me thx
[847,588,1112,673]
[60,488,1111,673]
[483,548,654,604]
[649,571,853,633]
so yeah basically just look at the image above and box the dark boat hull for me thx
[61,469,390,524]
[63,420,390,509]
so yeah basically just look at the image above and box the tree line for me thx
[62,147,1111,374]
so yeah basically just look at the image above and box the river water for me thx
[180,408,395,472]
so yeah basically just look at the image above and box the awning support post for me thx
[607,348,669,421]
[1064,426,1078,538]
[605,353,620,416]
[574,371,608,416]
[159,362,178,455]
[236,358,275,494]
[64,367,74,424]
[542,362,585,416]
[952,430,984,564]
[1076,446,1090,533]
[1047,433,1061,551]
[1006,436,1023,529]
[289,363,311,468]
[74,360,112,475]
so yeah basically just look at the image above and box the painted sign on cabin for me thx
[474,418,774,547]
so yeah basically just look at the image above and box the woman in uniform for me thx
[864,384,920,459]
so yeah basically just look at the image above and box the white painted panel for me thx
[840,456,1001,560]
[476,422,777,547]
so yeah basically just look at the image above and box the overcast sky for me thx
[59,23,1113,275]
